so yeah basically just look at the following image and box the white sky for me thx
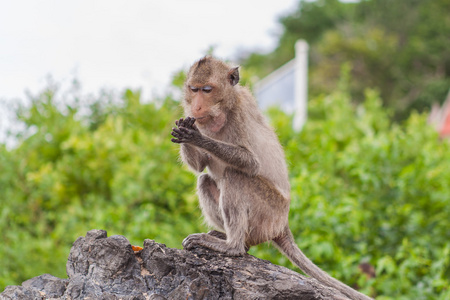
[0,0,298,145]
[0,0,298,100]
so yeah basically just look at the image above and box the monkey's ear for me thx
[228,67,240,86]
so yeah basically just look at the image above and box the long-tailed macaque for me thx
[171,57,372,300]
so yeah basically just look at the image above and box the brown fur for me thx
[171,57,372,300]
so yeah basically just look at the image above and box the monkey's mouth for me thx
[193,115,211,124]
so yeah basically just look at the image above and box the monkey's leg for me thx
[197,173,228,240]
[183,174,231,252]
[183,168,249,256]
[197,173,224,231]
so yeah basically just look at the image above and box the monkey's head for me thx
[184,56,240,133]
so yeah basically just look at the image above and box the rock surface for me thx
[0,230,349,300]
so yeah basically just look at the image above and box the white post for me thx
[293,40,309,131]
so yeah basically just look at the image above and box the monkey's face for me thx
[183,57,240,133]
[184,82,226,133]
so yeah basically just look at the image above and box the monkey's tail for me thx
[272,228,372,300]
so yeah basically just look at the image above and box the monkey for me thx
[171,56,372,300]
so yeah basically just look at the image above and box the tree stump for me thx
[0,230,350,300]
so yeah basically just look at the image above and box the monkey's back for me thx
[239,87,291,198]
[206,86,291,200]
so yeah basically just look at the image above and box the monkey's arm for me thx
[172,125,260,175]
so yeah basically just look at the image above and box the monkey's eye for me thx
[189,86,199,93]
[202,86,213,93]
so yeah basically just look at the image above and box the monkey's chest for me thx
[206,157,227,181]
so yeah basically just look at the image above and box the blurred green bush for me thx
[1,84,449,299]
[0,87,202,290]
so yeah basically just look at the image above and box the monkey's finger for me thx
[171,138,183,144]
[187,117,195,127]
[172,136,188,143]
[171,131,183,139]
[182,234,204,250]
[172,127,183,135]
[177,126,190,134]
[182,238,194,249]
[182,117,191,128]
[172,130,190,141]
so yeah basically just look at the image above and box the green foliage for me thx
[243,0,357,78]
[253,89,450,299]
[1,82,449,299]
[171,70,186,90]
[243,0,450,120]
[0,86,203,289]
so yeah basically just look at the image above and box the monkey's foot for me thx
[206,231,251,252]
[207,230,226,240]
[182,233,206,250]
[182,233,246,256]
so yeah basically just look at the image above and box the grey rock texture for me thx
[0,230,349,300]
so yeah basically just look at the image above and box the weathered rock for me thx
[0,230,349,300]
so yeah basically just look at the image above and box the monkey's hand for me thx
[175,116,196,129]
[171,117,202,144]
